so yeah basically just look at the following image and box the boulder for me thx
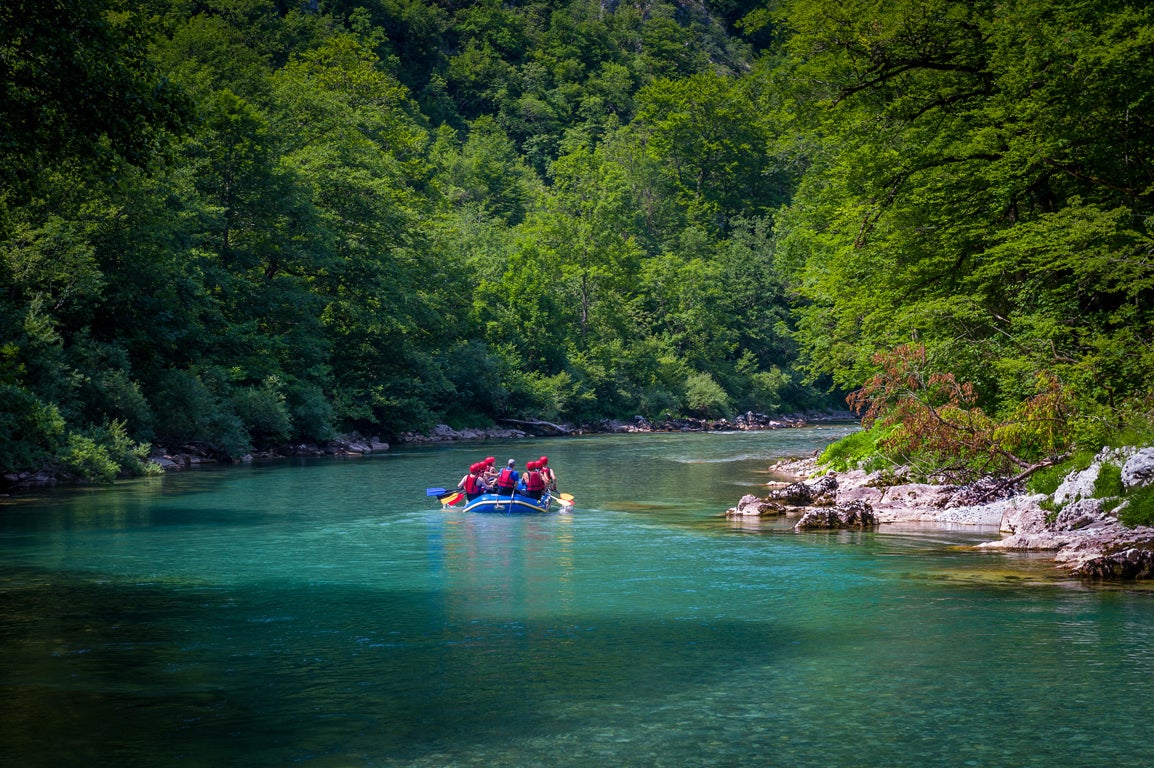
[882,482,956,509]
[1054,447,1135,505]
[946,477,1014,507]
[150,455,182,471]
[1051,498,1111,532]
[497,418,571,436]
[2,470,60,488]
[766,475,838,507]
[793,500,877,531]
[726,494,784,517]
[1121,447,1154,490]
[997,495,1050,535]
[1053,462,1102,506]
[1073,547,1154,580]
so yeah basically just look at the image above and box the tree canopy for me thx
[2,0,1152,479]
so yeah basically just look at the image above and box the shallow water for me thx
[2,428,1152,767]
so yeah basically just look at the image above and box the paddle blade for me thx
[426,487,447,497]
[439,491,465,507]
[558,493,574,503]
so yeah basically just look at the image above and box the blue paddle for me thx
[426,487,447,497]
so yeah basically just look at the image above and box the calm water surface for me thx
[2,428,1153,767]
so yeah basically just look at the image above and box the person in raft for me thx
[494,459,519,496]
[537,456,557,492]
[481,456,497,485]
[457,462,490,501]
[520,460,547,500]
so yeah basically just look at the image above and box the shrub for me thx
[92,369,155,440]
[848,344,1076,482]
[58,433,119,483]
[1026,449,1098,495]
[55,420,162,483]
[286,381,334,442]
[746,368,790,413]
[521,370,595,423]
[1027,461,1072,496]
[439,341,506,420]
[684,372,731,419]
[636,384,680,421]
[152,369,250,457]
[233,377,292,447]
[93,419,161,477]
[0,384,66,472]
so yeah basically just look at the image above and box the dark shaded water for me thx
[3,428,1153,767]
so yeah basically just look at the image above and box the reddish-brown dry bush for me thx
[848,344,1072,484]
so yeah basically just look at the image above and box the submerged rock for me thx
[1073,546,1154,579]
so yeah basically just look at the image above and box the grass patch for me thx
[1094,462,1124,498]
[1107,412,1154,450]
[1026,449,1097,495]
[1119,485,1154,528]
[1028,462,1072,496]
[819,424,896,472]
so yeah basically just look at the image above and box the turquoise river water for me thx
[2,427,1153,767]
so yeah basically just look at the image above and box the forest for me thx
[2,0,1153,481]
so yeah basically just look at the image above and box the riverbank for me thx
[747,453,1154,579]
[399,411,857,442]
[2,411,856,491]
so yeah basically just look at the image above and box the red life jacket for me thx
[464,472,484,494]
[497,467,517,489]
[524,470,545,492]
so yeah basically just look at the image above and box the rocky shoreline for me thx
[2,411,854,491]
[400,410,855,441]
[729,451,1154,579]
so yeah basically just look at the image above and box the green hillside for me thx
[2,0,1152,480]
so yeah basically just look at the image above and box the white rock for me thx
[1053,462,1101,506]
[1121,447,1154,489]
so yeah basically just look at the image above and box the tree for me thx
[0,0,187,195]
[847,344,1073,484]
[636,71,783,228]
[773,0,1154,431]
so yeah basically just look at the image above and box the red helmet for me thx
[527,460,538,470]
[538,456,548,465]
[485,456,496,465]
[470,462,481,473]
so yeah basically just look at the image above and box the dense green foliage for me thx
[778,0,1154,472]
[3,0,1153,480]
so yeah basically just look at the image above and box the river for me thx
[2,427,1153,767]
